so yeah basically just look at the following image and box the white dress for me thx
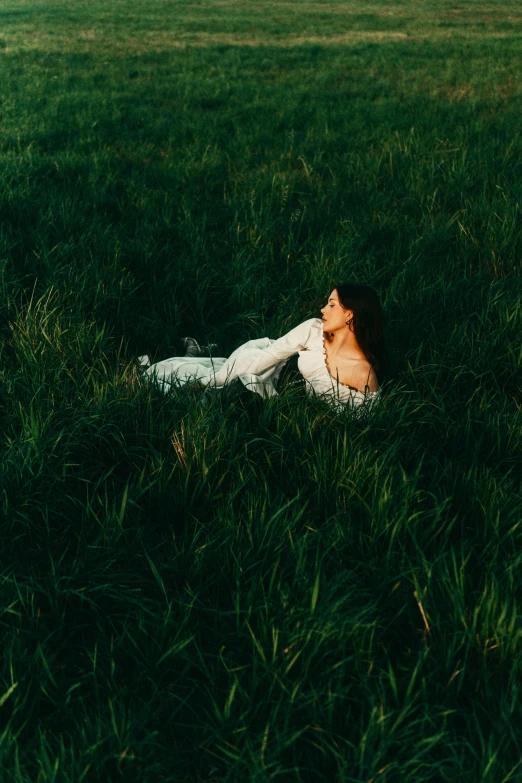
[142,318,382,416]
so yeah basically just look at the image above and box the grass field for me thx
[0,0,521,780]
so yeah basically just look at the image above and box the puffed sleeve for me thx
[211,318,317,388]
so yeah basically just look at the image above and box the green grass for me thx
[0,0,521,780]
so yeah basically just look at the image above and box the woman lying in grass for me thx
[139,282,389,415]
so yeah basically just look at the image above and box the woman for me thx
[139,282,389,416]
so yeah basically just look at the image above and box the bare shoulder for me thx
[355,360,380,393]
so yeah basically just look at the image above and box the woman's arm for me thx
[213,318,317,384]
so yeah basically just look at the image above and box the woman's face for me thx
[321,289,352,332]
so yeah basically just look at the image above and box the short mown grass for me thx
[0,1,521,780]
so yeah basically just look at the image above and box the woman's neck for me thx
[324,327,365,358]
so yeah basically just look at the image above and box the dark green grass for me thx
[0,1,521,780]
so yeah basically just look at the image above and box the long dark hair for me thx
[334,282,390,384]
